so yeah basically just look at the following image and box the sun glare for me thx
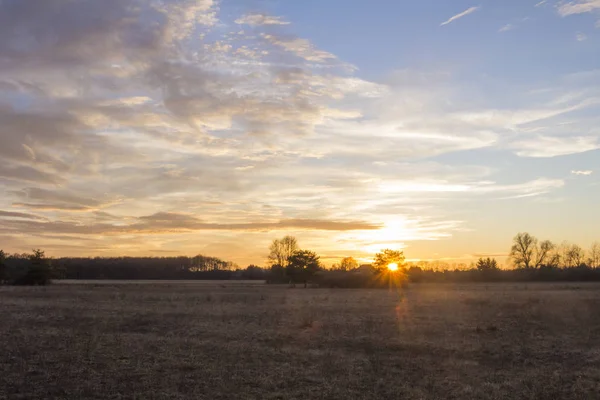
[387,263,399,271]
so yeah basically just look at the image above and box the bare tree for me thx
[510,233,556,268]
[562,243,585,267]
[267,236,298,268]
[535,240,555,267]
[589,242,600,269]
[510,233,536,268]
[339,257,358,271]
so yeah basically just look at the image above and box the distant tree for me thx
[589,242,600,269]
[536,240,556,267]
[476,257,499,271]
[510,233,535,268]
[372,249,405,272]
[268,236,298,269]
[286,250,321,288]
[562,243,585,268]
[339,257,358,271]
[14,249,53,286]
[0,250,6,284]
[242,264,266,280]
[510,233,555,269]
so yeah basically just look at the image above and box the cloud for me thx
[558,0,600,16]
[572,170,594,175]
[535,0,548,6]
[235,14,290,26]
[0,212,381,236]
[499,24,514,32]
[10,187,121,212]
[577,32,588,41]
[0,211,46,221]
[511,136,600,157]
[0,165,64,185]
[440,6,480,26]
[261,34,337,62]
[472,252,509,258]
[376,178,565,198]
[0,0,595,264]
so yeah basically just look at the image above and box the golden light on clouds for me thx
[0,0,597,266]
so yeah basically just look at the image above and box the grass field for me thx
[2,282,600,399]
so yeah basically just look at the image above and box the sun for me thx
[387,263,399,272]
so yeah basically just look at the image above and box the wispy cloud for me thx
[572,170,594,175]
[261,34,337,62]
[440,6,480,26]
[235,14,290,26]
[535,0,548,6]
[0,0,598,264]
[558,0,600,16]
[577,32,588,41]
[511,136,600,157]
[499,23,514,32]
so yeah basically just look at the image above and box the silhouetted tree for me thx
[268,236,298,269]
[510,233,535,268]
[561,243,585,268]
[589,242,600,269]
[339,257,358,271]
[372,249,405,272]
[510,233,555,268]
[286,250,321,288]
[476,257,499,271]
[242,264,267,280]
[14,249,53,285]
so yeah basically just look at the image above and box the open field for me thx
[2,282,600,399]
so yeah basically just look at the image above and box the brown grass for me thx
[2,282,600,399]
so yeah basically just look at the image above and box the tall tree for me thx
[510,233,555,268]
[372,249,405,272]
[268,236,298,268]
[562,243,585,268]
[589,242,600,269]
[535,240,555,267]
[510,233,536,269]
[286,250,321,287]
[339,257,358,271]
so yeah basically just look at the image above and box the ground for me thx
[1,281,600,399]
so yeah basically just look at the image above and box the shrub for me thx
[12,250,53,286]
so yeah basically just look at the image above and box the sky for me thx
[0,0,599,267]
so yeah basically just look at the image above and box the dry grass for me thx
[2,282,600,399]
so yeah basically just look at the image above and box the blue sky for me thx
[0,0,599,266]
[266,0,600,79]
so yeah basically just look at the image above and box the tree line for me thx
[2,232,600,286]
[0,251,258,284]
[262,234,600,287]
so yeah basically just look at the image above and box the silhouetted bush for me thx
[10,250,53,286]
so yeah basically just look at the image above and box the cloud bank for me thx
[0,0,597,265]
